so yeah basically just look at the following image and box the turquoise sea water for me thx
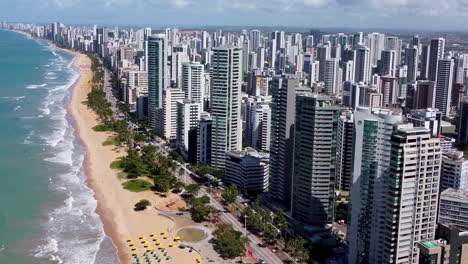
[0,30,118,264]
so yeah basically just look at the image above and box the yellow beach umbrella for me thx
[127,238,133,242]
[152,237,158,241]
[163,235,168,239]
[160,231,166,235]
[150,232,156,237]
[174,236,180,240]
[155,241,161,245]
[129,242,135,246]
[144,243,149,248]
[158,245,163,249]
[196,257,202,262]
[132,251,138,256]
[141,239,147,243]
[168,243,174,247]
[131,246,137,251]
[139,235,144,239]
[147,248,152,252]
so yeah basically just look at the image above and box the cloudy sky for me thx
[1,0,468,30]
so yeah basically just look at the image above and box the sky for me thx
[1,0,468,31]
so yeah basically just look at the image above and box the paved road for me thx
[102,65,283,264]
[177,163,284,264]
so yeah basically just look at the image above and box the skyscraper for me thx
[210,47,242,169]
[324,58,339,95]
[348,111,442,264]
[428,38,445,81]
[406,46,419,82]
[292,93,340,226]
[147,34,167,136]
[336,112,354,191]
[420,44,430,80]
[348,108,402,264]
[182,62,205,107]
[459,99,468,143]
[435,58,454,116]
[355,46,371,83]
[269,77,300,210]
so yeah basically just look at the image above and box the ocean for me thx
[0,30,119,263]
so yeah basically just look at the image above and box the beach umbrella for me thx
[147,248,153,252]
[152,237,158,241]
[160,231,166,235]
[163,235,168,239]
[129,242,135,246]
[139,235,144,239]
[150,232,156,237]
[141,239,147,243]
[144,243,149,247]
[174,236,180,240]
[158,245,163,249]
[132,252,138,256]
[196,257,202,262]
[168,243,174,247]
[127,238,133,242]
[155,241,161,245]
[131,246,137,250]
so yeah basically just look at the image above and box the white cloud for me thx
[173,0,191,8]
[47,0,76,8]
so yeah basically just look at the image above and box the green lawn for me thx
[93,124,113,132]
[102,136,117,146]
[122,179,153,192]
[110,159,123,170]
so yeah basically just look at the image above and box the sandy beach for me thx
[68,54,202,264]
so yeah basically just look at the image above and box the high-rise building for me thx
[414,80,436,109]
[441,151,468,192]
[182,62,205,107]
[225,148,269,193]
[420,44,430,80]
[317,44,330,82]
[355,46,371,83]
[380,76,398,106]
[336,112,354,191]
[210,47,242,169]
[379,49,396,77]
[406,46,419,82]
[348,108,402,264]
[350,119,442,264]
[435,59,454,116]
[367,32,385,67]
[163,88,185,140]
[459,99,468,143]
[147,34,167,136]
[428,38,446,81]
[383,126,441,264]
[324,58,339,95]
[177,99,201,163]
[269,77,300,209]
[198,112,212,165]
[245,98,271,152]
[292,93,340,226]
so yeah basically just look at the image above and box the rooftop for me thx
[441,188,468,200]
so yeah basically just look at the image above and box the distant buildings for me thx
[441,152,468,192]
[418,224,468,264]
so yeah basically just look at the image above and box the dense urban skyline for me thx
[3,0,468,31]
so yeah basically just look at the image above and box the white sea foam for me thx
[33,43,111,264]
[26,83,47,89]
[14,105,21,111]
[0,96,25,101]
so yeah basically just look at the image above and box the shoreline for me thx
[9,28,204,264]
[67,53,130,264]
